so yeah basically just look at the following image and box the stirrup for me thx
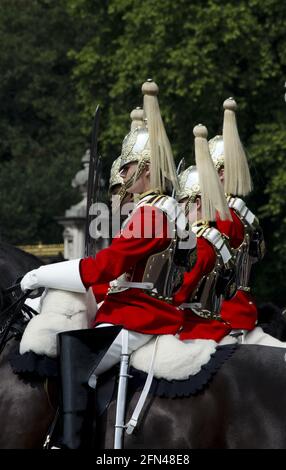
[43,408,60,450]
[229,329,246,344]
[88,374,98,389]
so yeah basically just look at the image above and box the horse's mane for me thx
[0,242,43,268]
[0,242,43,290]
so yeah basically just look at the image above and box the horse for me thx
[2,339,286,448]
[101,344,286,449]
[2,333,286,449]
[1,246,286,449]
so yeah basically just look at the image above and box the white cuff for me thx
[21,259,86,293]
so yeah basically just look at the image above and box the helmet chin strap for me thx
[121,159,149,201]
[111,185,128,214]
[184,192,199,216]
[184,197,192,217]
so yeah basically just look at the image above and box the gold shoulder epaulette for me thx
[193,220,210,237]
[147,194,166,206]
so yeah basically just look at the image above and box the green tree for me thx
[249,123,286,305]
[0,0,88,243]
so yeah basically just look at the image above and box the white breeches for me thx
[219,326,286,348]
[88,323,153,387]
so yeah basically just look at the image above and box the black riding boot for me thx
[58,325,122,449]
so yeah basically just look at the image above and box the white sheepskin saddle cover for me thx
[130,335,217,381]
[19,288,96,358]
[218,327,286,348]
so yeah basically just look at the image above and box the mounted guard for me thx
[20,79,192,449]
[209,98,265,337]
[209,98,286,347]
[173,124,236,342]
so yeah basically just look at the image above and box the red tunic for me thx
[216,208,257,330]
[91,283,109,303]
[80,204,183,335]
[174,237,232,342]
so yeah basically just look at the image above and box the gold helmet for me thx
[208,135,224,172]
[177,166,200,203]
[119,126,150,171]
[109,156,123,193]
[177,124,231,221]
[110,107,145,193]
[130,106,145,131]
[120,79,178,194]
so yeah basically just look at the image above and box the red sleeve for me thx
[173,237,216,306]
[80,205,170,287]
[91,283,109,303]
[216,208,244,249]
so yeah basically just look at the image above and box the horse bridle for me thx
[0,281,39,317]
[0,282,20,315]
[0,282,34,355]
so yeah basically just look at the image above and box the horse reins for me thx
[0,285,33,355]
[3,282,22,295]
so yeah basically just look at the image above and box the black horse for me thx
[1,244,286,449]
[102,344,286,449]
[2,339,286,449]
[0,242,42,287]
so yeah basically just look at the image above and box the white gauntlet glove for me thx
[20,259,86,293]
[20,270,42,293]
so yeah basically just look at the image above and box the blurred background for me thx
[0,0,285,306]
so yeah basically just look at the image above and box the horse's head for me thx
[0,242,43,284]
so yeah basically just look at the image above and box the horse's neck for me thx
[0,336,17,366]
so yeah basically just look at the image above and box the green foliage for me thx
[248,123,286,305]
[67,0,286,161]
[0,0,87,243]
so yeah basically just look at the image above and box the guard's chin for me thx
[126,187,134,194]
